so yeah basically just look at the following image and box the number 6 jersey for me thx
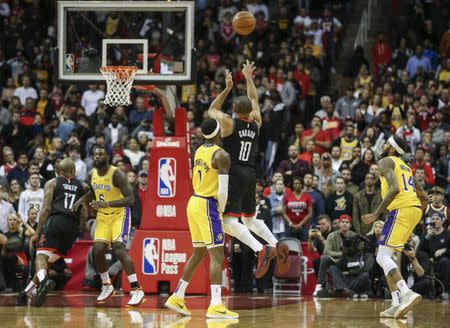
[50,176,85,219]
[222,118,258,167]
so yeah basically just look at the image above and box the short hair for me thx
[29,160,39,167]
[340,167,351,174]
[292,176,303,184]
[67,144,80,153]
[29,172,40,179]
[318,214,331,223]
[336,176,345,183]
[234,96,252,115]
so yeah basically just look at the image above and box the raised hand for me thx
[225,69,233,89]
[242,59,255,79]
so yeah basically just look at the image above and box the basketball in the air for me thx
[232,11,256,36]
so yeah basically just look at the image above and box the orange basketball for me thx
[232,11,256,36]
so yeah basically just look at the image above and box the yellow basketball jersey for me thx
[192,144,221,199]
[380,156,421,210]
[91,166,124,215]
[340,138,359,160]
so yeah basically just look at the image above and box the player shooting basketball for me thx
[207,60,289,278]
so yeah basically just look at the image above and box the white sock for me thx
[127,274,137,283]
[100,271,110,284]
[174,279,189,299]
[242,216,278,247]
[24,281,37,294]
[391,291,401,306]
[223,217,263,252]
[37,269,47,283]
[396,280,410,294]
[210,284,222,306]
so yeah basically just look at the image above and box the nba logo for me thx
[65,54,75,73]
[143,238,160,275]
[158,158,176,198]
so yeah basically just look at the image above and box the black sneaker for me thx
[34,278,56,307]
[16,291,28,306]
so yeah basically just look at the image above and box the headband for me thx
[203,120,220,139]
[388,136,404,155]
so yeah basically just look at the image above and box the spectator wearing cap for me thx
[352,173,383,235]
[406,44,432,78]
[424,187,447,226]
[332,124,359,161]
[420,212,450,300]
[277,145,309,188]
[325,176,353,223]
[301,116,331,155]
[313,214,356,297]
[13,75,37,105]
[137,170,148,206]
[411,147,435,185]
[335,86,360,121]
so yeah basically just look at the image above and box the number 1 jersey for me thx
[380,156,421,210]
[222,118,258,167]
[51,176,85,219]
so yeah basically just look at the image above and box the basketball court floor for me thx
[0,292,448,327]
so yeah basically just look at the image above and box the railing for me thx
[354,0,375,49]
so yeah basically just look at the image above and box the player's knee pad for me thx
[376,245,398,276]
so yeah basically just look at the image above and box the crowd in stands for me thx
[0,0,449,301]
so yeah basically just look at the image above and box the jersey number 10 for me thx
[239,141,252,162]
[401,174,416,192]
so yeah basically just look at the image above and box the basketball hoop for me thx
[100,66,137,106]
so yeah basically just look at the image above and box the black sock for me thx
[131,281,139,289]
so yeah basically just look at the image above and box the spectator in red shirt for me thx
[282,177,313,241]
[137,170,148,205]
[301,116,332,154]
[299,139,315,165]
[411,147,435,185]
[262,172,292,198]
[372,32,392,80]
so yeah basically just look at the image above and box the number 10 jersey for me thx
[222,118,258,167]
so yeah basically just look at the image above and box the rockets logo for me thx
[158,158,176,197]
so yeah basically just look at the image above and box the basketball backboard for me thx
[57,1,195,84]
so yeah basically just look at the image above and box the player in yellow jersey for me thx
[73,146,144,307]
[165,118,238,320]
[362,135,428,319]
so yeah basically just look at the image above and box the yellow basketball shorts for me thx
[94,207,131,245]
[186,195,224,248]
[378,206,422,250]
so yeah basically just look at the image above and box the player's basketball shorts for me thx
[38,215,79,256]
[378,206,422,250]
[95,207,131,245]
[223,164,256,218]
[187,195,224,248]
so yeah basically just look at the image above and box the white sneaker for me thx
[313,284,323,297]
[441,292,449,300]
[97,283,115,304]
[380,305,402,318]
[127,287,145,307]
[394,290,422,319]
[360,293,369,299]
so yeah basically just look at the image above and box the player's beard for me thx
[94,159,107,169]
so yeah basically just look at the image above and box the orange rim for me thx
[133,85,156,92]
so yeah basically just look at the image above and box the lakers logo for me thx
[379,235,385,241]
[216,233,223,242]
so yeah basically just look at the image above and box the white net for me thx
[100,66,137,106]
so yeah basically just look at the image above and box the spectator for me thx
[299,139,315,165]
[366,220,384,254]
[13,75,37,105]
[328,234,374,297]
[7,152,28,186]
[17,173,44,222]
[129,96,152,131]
[308,214,332,278]
[411,147,435,185]
[124,138,145,169]
[104,113,128,148]
[313,214,356,297]
[423,187,447,226]
[282,177,312,241]
[0,147,17,177]
[316,152,340,196]
[326,176,353,223]
[420,212,450,300]
[81,85,104,117]
[335,86,360,120]
[277,145,309,187]
[339,167,359,196]
[330,145,342,171]
[406,45,432,78]
[333,125,359,161]
[7,179,22,211]
[399,237,433,299]
[136,170,148,207]
[67,144,87,182]
[0,184,16,233]
[303,172,325,226]
[301,116,331,155]
[372,32,393,79]
[413,167,431,193]
[1,111,32,154]
[268,179,286,240]
[353,173,383,235]
[396,114,421,154]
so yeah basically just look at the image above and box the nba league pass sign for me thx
[142,238,187,275]
[157,158,176,198]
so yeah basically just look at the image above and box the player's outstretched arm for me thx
[242,60,262,129]
[362,158,398,224]
[207,69,234,136]
[34,179,57,238]
[153,87,174,122]
[213,149,231,212]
